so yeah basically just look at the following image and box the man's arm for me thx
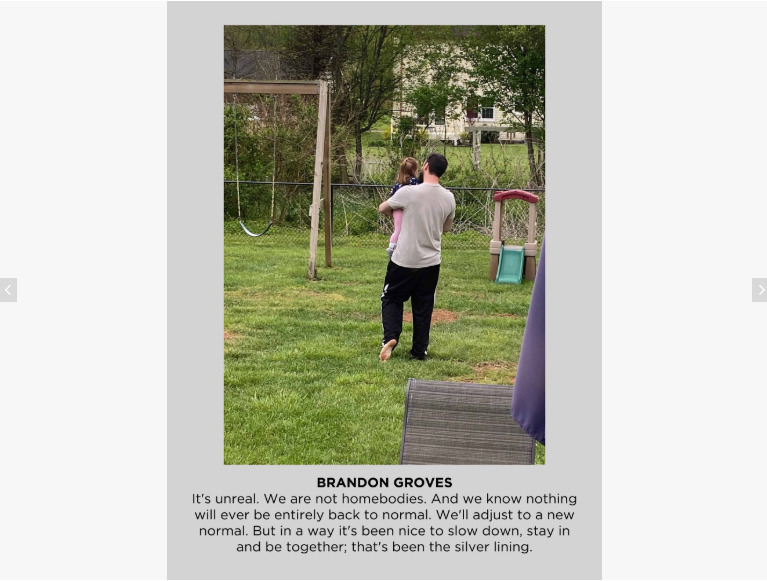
[443,215,453,232]
[378,200,394,217]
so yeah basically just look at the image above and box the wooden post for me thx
[308,81,328,279]
[323,88,332,267]
[472,129,481,169]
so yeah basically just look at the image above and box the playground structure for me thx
[224,79,332,279]
[489,189,540,284]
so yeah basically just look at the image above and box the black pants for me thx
[381,261,441,359]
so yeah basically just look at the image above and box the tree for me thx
[276,25,339,81]
[402,40,467,143]
[464,26,545,186]
[334,26,403,182]
[224,26,288,80]
[224,26,256,79]
[279,26,404,183]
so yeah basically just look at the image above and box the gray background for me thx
[168,2,601,578]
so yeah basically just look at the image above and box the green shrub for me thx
[481,130,500,144]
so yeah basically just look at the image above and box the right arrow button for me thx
[753,278,767,302]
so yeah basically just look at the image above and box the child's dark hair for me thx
[397,157,419,185]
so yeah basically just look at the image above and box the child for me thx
[386,157,419,258]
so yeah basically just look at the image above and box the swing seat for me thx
[495,245,525,285]
[239,220,272,237]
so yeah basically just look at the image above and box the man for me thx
[377,152,456,361]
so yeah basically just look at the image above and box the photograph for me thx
[223,25,546,465]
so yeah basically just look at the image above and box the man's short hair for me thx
[426,153,448,178]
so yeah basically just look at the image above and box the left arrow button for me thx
[0,278,17,302]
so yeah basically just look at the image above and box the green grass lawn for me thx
[356,138,535,187]
[224,230,544,465]
[360,138,532,166]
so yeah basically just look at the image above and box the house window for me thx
[434,111,445,126]
[467,96,494,121]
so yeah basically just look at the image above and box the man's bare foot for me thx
[379,339,397,361]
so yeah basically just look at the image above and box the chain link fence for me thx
[225,181,545,250]
[224,95,545,250]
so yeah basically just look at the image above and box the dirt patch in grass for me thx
[452,360,517,384]
[473,361,516,374]
[224,330,244,341]
[403,309,458,323]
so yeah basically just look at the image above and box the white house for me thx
[392,97,527,146]
[389,50,528,146]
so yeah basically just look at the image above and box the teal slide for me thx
[495,245,525,284]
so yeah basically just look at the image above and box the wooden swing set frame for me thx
[224,79,332,280]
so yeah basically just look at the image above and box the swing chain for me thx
[229,87,278,237]
[232,93,242,223]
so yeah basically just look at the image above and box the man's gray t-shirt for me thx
[387,182,456,268]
